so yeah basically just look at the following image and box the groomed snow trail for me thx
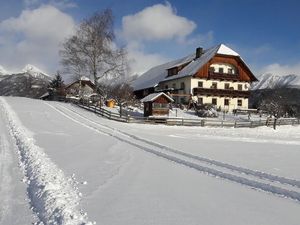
[0,135,13,223]
[50,102,300,203]
[0,97,94,225]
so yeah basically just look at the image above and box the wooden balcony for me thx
[193,87,250,98]
[208,71,240,81]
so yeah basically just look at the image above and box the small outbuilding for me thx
[141,92,174,117]
[106,99,116,108]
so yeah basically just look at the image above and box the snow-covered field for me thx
[1,96,300,225]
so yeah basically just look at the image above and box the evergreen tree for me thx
[49,72,65,99]
[49,72,64,89]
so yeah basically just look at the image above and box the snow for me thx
[0,65,9,76]
[0,97,93,225]
[131,53,195,91]
[217,44,240,56]
[140,92,174,102]
[22,64,51,79]
[1,97,300,225]
[252,73,300,90]
[80,76,92,82]
[132,44,244,90]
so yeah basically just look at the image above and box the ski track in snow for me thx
[47,102,300,203]
[0,135,13,223]
[0,97,94,225]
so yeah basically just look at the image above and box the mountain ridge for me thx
[0,64,51,98]
[251,73,300,90]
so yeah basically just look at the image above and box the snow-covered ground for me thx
[1,96,300,225]
[108,105,266,121]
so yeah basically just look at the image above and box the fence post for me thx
[182,118,184,126]
[201,119,205,127]
[273,118,277,130]
[234,121,237,128]
[266,118,269,126]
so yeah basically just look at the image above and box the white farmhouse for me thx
[132,44,258,112]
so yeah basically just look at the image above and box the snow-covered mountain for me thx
[0,64,51,98]
[22,64,51,80]
[0,64,51,78]
[252,73,300,90]
[0,65,9,76]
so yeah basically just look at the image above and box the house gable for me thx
[194,54,257,82]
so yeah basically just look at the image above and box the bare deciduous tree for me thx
[60,9,127,90]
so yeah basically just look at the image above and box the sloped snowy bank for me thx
[0,97,94,225]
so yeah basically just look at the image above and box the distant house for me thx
[141,92,174,117]
[65,76,96,100]
[132,44,258,112]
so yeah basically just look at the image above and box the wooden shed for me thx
[141,92,174,117]
[106,99,116,108]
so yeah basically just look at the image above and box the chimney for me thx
[195,47,204,59]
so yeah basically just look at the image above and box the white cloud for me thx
[120,2,204,75]
[122,2,196,42]
[126,42,170,75]
[0,5,76,74]
[259,62,300,76]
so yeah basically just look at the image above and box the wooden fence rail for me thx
[76,102,300,128]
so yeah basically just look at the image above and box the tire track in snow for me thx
[60,103,300,190]
[0,97,94,225]
[48,102,300,203]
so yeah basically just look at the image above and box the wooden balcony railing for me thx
[208,71,240,81]
[193,87,250,98]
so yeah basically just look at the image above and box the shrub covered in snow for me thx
[196,104,218,117]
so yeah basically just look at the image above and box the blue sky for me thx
[0,0,300,77]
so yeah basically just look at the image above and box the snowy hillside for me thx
[252,73,300,90]
[1,96,300,225]
[0,65,9,76]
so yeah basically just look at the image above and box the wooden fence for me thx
[77,103,300,128]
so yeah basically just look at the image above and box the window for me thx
[238,84,242,91]
[228,68,233,74]
[198,97,203,104]
[219,68,224,73]
[180,82,185,90]
[168,67,178,76]
[224,83,230,89]
[212,98,217,105]
[198,81,203,88]
[211,82,217,89]
[224,99,229,106]
[238,99,242,106]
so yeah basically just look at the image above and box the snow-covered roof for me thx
[140,92,174,103]
[132,53,195,91]
[217,44,239,56]
[80,76,92,82]
[132,44,243,91]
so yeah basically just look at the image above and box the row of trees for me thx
[251,88,300,118]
